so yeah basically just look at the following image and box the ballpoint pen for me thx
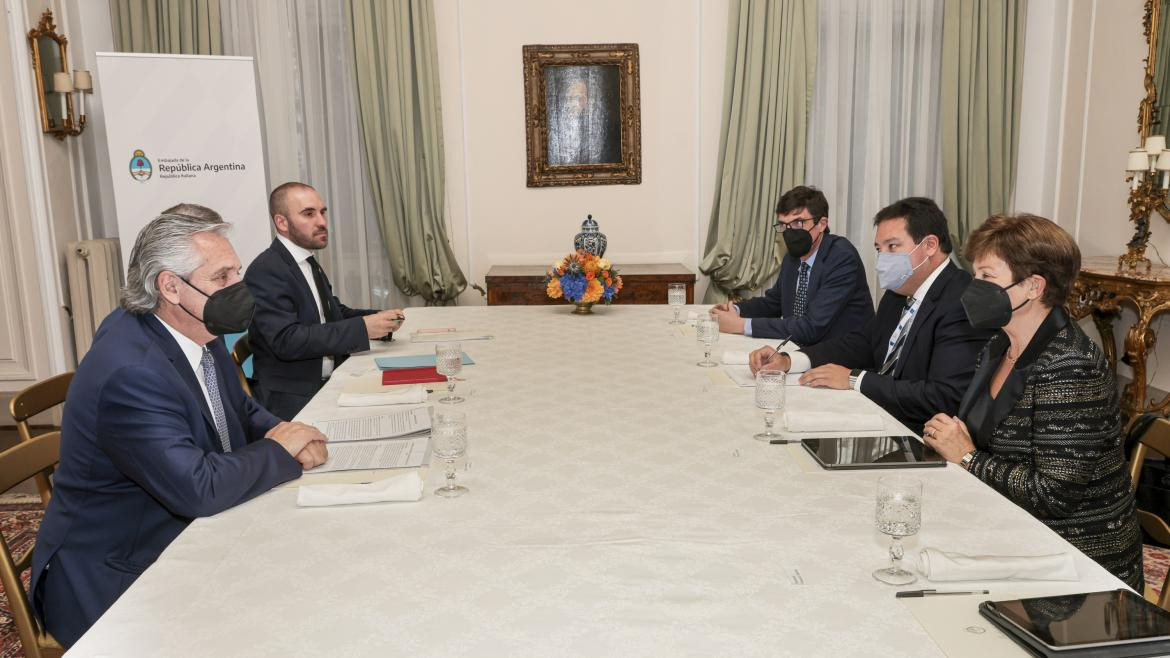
[895,589,990,598]
[763,335,793,366]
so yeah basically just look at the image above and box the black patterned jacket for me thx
[959,307,1142,590]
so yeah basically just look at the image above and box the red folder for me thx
[382,366,447,385]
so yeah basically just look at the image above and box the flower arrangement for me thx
[545,250,622,305]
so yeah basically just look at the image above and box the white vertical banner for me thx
[96,52,271,269]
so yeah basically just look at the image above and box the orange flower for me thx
[615,275,623,291]
[546,278,563,299]
[582,278,603,303]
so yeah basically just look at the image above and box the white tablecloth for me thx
[68,305,1124,657]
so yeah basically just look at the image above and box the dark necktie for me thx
[306,255,339,322]
[792,262,810,318]
[879,297,917,376]
[199,347,233,453]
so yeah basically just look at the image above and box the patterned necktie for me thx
[306,256,339,322]
[792,262,810,318]
[879,297,917,376]
[199,348,233,453]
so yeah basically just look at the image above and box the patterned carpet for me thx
[1145,544,1170,602]
[0,496,45,658]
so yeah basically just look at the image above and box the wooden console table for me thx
[1070,256,1170,423]
[485,263,696,306]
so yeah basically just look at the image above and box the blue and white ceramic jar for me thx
[573,214,607,257]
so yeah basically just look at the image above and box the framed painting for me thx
[522,43,641,187]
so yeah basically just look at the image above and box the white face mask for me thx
[875,241,925,291]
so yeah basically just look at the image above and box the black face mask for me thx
[178,278,255,335]
[960,278,1029,330]
[782,228,814,259]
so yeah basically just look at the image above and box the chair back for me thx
[0,432,63,657]
[1129,417,1170,609]
[230,334,253,397]
[8,372,72,507]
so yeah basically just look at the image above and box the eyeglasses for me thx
[772,216,820,232]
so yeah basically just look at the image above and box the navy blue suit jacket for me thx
[736,233,874,345]
[244,239,377,408]
[801,261,994,432]
[31,309,301,647]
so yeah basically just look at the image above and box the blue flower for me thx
[560,274,586,301]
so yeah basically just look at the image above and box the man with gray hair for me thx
[30,204,328,648]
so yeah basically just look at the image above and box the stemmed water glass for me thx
[435,343,465,404]
[667,283,687,324]
[753,370,785,441]
[873,475,922,585]
[432,410,468,498]
[696,315,720,367]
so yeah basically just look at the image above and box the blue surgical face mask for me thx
[875,241,925,291]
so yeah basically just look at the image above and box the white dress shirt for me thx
[785,256,952,390]
[155,315,216,414]
[276,234,334,378]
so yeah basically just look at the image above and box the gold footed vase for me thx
[573,302,594,315]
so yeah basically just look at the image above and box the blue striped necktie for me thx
[199,347,233,453]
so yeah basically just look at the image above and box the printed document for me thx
[311,437,429,473]
[316,407,431,443]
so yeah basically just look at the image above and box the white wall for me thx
[435,0,729,305]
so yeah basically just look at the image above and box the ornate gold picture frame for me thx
[522,43,641,187]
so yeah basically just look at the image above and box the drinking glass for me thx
[753,370,785,441]
[432,410,468,497]
[696,315,720,367]
[667,283,687,324]
[873,475,922,585]
[435,343,465,404]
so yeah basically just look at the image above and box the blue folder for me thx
[375,353,475,370]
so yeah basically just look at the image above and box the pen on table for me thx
[895,589,990,598]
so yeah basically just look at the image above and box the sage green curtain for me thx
[347,0,466,304]
[700,0,816,303]
[110,0,223,55]
[1153,0,1170,139]
[940,0,1026,261]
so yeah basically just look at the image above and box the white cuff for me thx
[852,370,866,391]
[785,351,812,373]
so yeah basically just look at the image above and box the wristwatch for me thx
[960,450,977,471]
[848,368,862,389]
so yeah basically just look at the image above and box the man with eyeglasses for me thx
[710,185,873,345]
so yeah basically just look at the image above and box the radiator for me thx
[66,238,123,359]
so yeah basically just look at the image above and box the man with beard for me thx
[244,182,405,419]
[709,185,873,345]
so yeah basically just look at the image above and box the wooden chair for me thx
[8,372,72,507]
[1129,417,1170,609]
[0,432,64,657]
[230,333,254,397]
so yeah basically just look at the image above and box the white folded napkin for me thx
[297,471,424,507]
[916,547,1078,582]
[687,311,700,323]
[722,350,750,365]
[337,385,427,407]
[783,411,884,433]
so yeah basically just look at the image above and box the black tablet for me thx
[980,590,1170,654]
[800,436,946,469]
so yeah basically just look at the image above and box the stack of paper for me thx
[310,407,432,473]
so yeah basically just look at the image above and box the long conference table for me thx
[69,305,1126,657]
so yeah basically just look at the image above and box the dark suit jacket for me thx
[244,239,378,407]
[31,308,301,647]
[801,260,993,432]
[736,233,873,345]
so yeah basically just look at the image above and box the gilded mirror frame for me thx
[27,9,75,139]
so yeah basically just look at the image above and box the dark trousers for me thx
[255,385,316,421]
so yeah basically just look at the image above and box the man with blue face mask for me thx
[748,197,993,433]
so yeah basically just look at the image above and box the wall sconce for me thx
[1121,134,1170,271]
[27,10,90,140]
